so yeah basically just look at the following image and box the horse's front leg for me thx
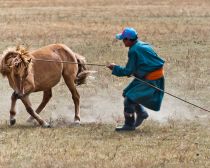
[20,95,50,128]
[9,92,18,125]
[27,89,52,123]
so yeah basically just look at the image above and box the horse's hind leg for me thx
[21,95,50,127]
[27,89,52,123]
[9,92,18,125]
[63,74,80,124]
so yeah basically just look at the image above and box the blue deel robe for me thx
[112,40,165,111]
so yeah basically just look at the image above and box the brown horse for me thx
[0,44,90,127]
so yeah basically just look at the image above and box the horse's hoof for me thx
[42,122,51,128]
[10,119,16,126]
[74,120,80,126]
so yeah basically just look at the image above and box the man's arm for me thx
[111,54,136,77]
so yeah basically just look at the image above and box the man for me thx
[107,27,165,131]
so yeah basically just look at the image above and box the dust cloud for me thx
[78,88,210,124]
[0,75,209,125]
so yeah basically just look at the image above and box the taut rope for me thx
[33,58,106,67]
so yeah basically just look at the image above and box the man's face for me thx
[123,38,134,47]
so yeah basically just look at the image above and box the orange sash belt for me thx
[145,68,164,80]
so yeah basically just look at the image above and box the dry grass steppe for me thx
[0,0,209,167]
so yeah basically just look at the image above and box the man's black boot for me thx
[134,111,148,128]
[115,113,135,131]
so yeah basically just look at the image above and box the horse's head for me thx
[0,46,32,97]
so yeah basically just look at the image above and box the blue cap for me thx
[116,27,138,40]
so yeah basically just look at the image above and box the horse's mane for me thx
[0,45,32,77]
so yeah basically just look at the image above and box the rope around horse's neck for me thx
[33,58,210,113]
[33,58,106,67]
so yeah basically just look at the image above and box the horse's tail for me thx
[75,53,91,85]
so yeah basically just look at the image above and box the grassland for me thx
[0,121,209,168]
[0,0,210,167]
